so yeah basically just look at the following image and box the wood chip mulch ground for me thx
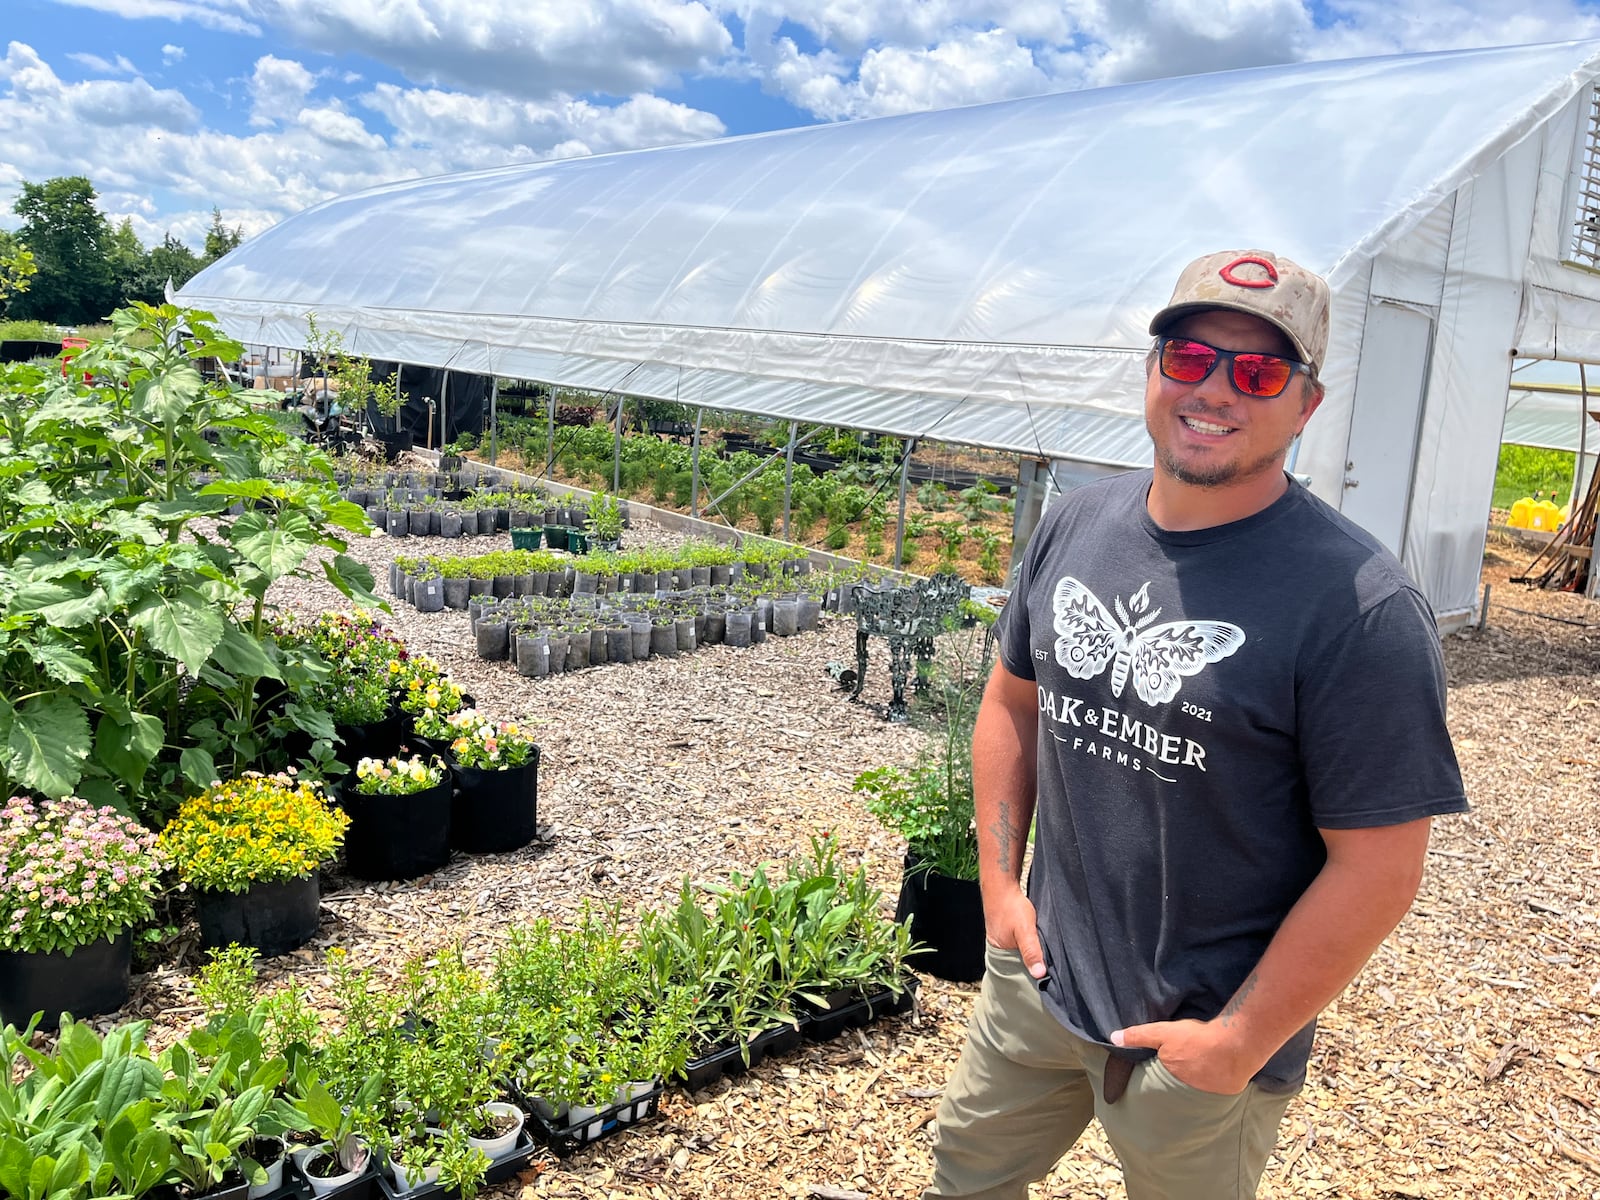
[119,517,1599,1200]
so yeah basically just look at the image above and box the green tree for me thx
[0,230,36,316]
[203,207,243,263]
[105,216,147,308]
[10,175,114,325]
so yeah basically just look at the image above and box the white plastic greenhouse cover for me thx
[179,40,1600,470]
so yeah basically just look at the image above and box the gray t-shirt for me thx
[996,470,1467,1090]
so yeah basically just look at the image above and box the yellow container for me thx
[1533,499,1562,530]
[1508,497,1534,528]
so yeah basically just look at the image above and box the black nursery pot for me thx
[339,778,452,880]
[195,873,322,957]
[895,851,987,983]
[450,752,540,854]
[0,930,132,1028]
[335,714,407,766]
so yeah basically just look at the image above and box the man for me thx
[925,249,1468,1200]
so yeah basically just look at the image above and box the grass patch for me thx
[1492,443,1574,510]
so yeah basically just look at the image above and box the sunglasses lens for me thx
[1232,354,1293,397]
[1160,339,1216,383]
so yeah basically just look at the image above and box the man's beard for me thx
[1153,434,1293,488]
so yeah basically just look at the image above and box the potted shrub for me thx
[340,755,451,880]
[851,628,986,983]
[585,492,623,553]
[160,772,349,957]
[0,795,167,1026]
[435,710,540,855]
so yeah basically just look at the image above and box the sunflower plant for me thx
[159,772,349,894]
[439,710,538,771]
[353,754,447,795]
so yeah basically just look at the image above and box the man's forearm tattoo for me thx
[988,800,1021,878]
[1219,971,1259,1026]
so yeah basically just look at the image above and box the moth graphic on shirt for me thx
[1051,578,1245,706]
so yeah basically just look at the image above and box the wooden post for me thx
[894,437,917,569]
[782,420,797,539]
[690,408,704,519]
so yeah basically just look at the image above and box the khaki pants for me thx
[926,946,1296,1200]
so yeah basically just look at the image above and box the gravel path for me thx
[118,516,1600,1200]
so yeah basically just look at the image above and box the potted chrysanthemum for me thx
[159,772,349,957]
[339,755,451,881]
[438,710,540,855]
[0,795,167,1026]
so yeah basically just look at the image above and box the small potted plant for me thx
[160,772,349,957]
[851,626,986,982]
[393,655,468,745]
[0,795,167,1027]
[440,710,540,855]
[585,492,623,553]
[339,754,452,880]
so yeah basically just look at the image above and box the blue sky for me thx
[5,0,1600,249]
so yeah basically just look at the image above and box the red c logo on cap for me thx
[1218,256,1278,289]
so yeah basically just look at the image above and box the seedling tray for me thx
[525,1081,665,1157]
[371,1130,539,1200]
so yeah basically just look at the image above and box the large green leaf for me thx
[179,746,218,790]
[132,363,203,424]
[7,581,75,615]
[34,636,95,685]
[129,588,224,674]
[99,511,162,546]
[198,479,272,500]
[1,695,90,798]
[97,559,162,607]
[230,510,315,582]
[209,625,282,681]
[94,712,164,785]
[38,587,111,629]
[322,554,378,606]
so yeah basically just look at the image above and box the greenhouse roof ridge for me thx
[180,38,1600,467]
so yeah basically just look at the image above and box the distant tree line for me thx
[2,176,244,326]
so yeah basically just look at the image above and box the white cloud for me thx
[66,52,139,75]
[46,0,261,36]
[361,83,725,163]
[258,0,734,99]
[763,28,1052,121]
[248,54,315,128]
[0,42,199,131]
[0,40,726,252]
[162,44,187,65]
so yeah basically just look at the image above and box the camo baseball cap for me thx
[1149,249,1330,373]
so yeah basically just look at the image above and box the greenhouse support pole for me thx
[894,437,918,570]
[612,393,625,492]
[389,364,403,435]
[437,372,451,450]
[690,408,704,519]
[545,388,557,476]
[488,378,499,466]
[783,421,798,539]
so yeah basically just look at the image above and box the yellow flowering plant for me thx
[159,772,349,894]
[441,710,538,770]
[396,655,466,719]
[353,754,447,795]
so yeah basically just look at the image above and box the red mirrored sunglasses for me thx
[1155,336,1310,399]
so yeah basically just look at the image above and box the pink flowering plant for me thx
[352,754,447,796]
[440,710,537,770]
[0,795,168,953]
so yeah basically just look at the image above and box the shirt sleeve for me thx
[997,512,1043,680]
[1296,586,1469,829]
